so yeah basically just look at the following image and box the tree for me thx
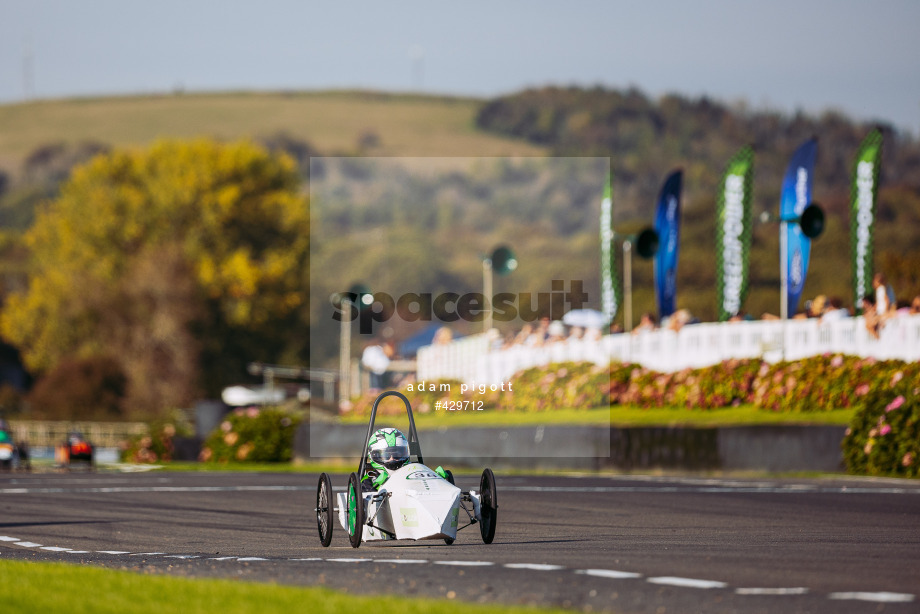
[1,139,309,414]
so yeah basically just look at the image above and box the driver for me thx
[362,427,410,490]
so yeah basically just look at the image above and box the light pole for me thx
[338,296,353,406]
[337,283,371,407]
[621,228,658,333]
[622,239,633,333]
[761,204,825,320]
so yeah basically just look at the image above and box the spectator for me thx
[432,326,453,345]
[873,273,897,317]
[861,293,881,339]
[632,312,657,334]
[910,295,920,315]
[809,295,827,318]
[820,296,850,322]
[664,309,694,332]
[567,325,584,340]
[525,318,549,347]
[546,320,566,343]
[513,323,534,346]
[361,340,395,391]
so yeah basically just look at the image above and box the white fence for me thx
[417,315,920,386]
[7,421,148,448]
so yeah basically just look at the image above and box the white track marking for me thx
[576,569,642,579]
[0,485,305,495]
[5,481,920,496]
[130,552,166,556]
[502,485,920,495]
[829,591,915,603]
[647,576,728,589]
[2,531,915,605]
[735,587,809,595]
[505,563,565,571]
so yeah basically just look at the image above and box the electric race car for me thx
[315,390,497,548]
[55,431,95,471]
[0,420,28,471]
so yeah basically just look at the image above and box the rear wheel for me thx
[346,473,364,548]
[316,473,334,547]
[479,468,497,544]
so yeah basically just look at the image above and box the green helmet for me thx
[367,427,410,471]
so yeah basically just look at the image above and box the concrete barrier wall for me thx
[295,423,847,473]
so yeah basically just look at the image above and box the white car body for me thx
[336,463,482,542]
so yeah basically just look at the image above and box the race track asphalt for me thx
[1,469,918,614]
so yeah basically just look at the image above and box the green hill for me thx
[1,87,918,335]
[0,90,547,168]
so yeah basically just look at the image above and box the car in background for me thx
[55,431,95,471]
[0,419,29,471]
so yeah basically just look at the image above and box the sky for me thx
[2,0,919,135]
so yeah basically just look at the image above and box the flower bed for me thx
[842,372,920,478]
[343,353,919,477]
[199,407,301,463]
[120,413,193,463]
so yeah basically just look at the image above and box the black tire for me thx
[346,472,364,548]
[316,473,334,547]
[479,468,497,544]
[445,469,455,485]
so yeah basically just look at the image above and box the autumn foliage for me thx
[1,139,309,416]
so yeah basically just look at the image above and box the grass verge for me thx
[0,559,572,614]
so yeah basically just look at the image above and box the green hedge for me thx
[348,354,916,415]
[344,353,920,477]
[751,355,916,413]
[842,372,920,478]
[120,412,193,463]
[200,408,301,463]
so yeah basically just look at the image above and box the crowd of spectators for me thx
[484,271,920,345]
[366,271,918,390]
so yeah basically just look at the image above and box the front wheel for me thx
[346,472,364,548]
[316,473,334,547]
[479,468,497,544]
